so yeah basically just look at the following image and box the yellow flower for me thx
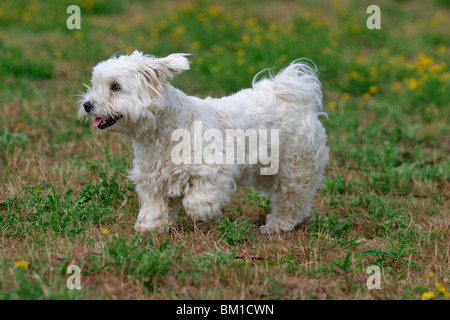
[404,78,418,91]
[164,220,174,226]
[322,47,331,55]
[437,44,446,55]
[313,19,324,28]
[102,228,109,235]
[150,26,159,37]
[356,55,368,65]
[350,25,361,34]
[418,53,433,65]
[84,0,95,10]
[416,53,433,74]
[158,21,168,29]
[237,49,246,57]
[430,12,447,28]
[368,85,377,94]
[327,101,337,109]
[438,73,450,82]
[279,54,288,63]
[269,22,279,32]
[424,107,431,114]
[245,17,258,27]
[138,36,146,45]
[211,65,220,73]
[362,93,371,100]
[196,13,207,22]
[341,93,350,100]
[169,13,178,22]
[435,282,450,297]
[191,42,201,50]
[348,71,359,80]
[421,291,434,300]
[73,31,82,39]
[436,282,445,293]
[54,49,62,58]
[207,5,224,18]
[132,15,142,25]
[428,63,445,74]
[236,58,246,66]
[172,25,186,39]
[15,260,30,269]
[21,12,31,22]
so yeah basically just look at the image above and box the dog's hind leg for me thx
[260,149,327,234]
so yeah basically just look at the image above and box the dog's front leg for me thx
[133,185,171,232]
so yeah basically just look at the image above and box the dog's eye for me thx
[111,83,120,91]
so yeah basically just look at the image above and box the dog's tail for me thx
[253,59,324,116]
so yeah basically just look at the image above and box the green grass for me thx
[217,216,256,245]
[0,0,449,300]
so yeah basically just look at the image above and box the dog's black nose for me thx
[83,101,94,113]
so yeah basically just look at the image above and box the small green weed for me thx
[1,174,126,237]
[102,235,177,288]
[246,189,271,213]
[308,211,354,238]
[0,266,82,300]
[217,216,256,245]
[362,228,421,272]
[324,174,353,195]
[0,128,28,160]
[0,41,53,79]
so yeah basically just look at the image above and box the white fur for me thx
[79,51,329,233]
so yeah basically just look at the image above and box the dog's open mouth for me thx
[93,115,123,129]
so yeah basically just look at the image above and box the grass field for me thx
[0,0,449,300]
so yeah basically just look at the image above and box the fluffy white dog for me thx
[79,51,329,234]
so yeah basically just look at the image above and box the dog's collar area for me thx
[94,114,123,129]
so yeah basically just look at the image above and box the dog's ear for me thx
[151,53,190,79]
[138,52,190,98]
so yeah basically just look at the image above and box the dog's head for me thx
[78,51,190,134]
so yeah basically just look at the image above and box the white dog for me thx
[79,51,329,234]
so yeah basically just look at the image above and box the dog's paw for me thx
[259,221,295,234]
[259,224,279,234]
[134,218,175,234]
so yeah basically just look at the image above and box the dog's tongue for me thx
[93,117,103,127]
